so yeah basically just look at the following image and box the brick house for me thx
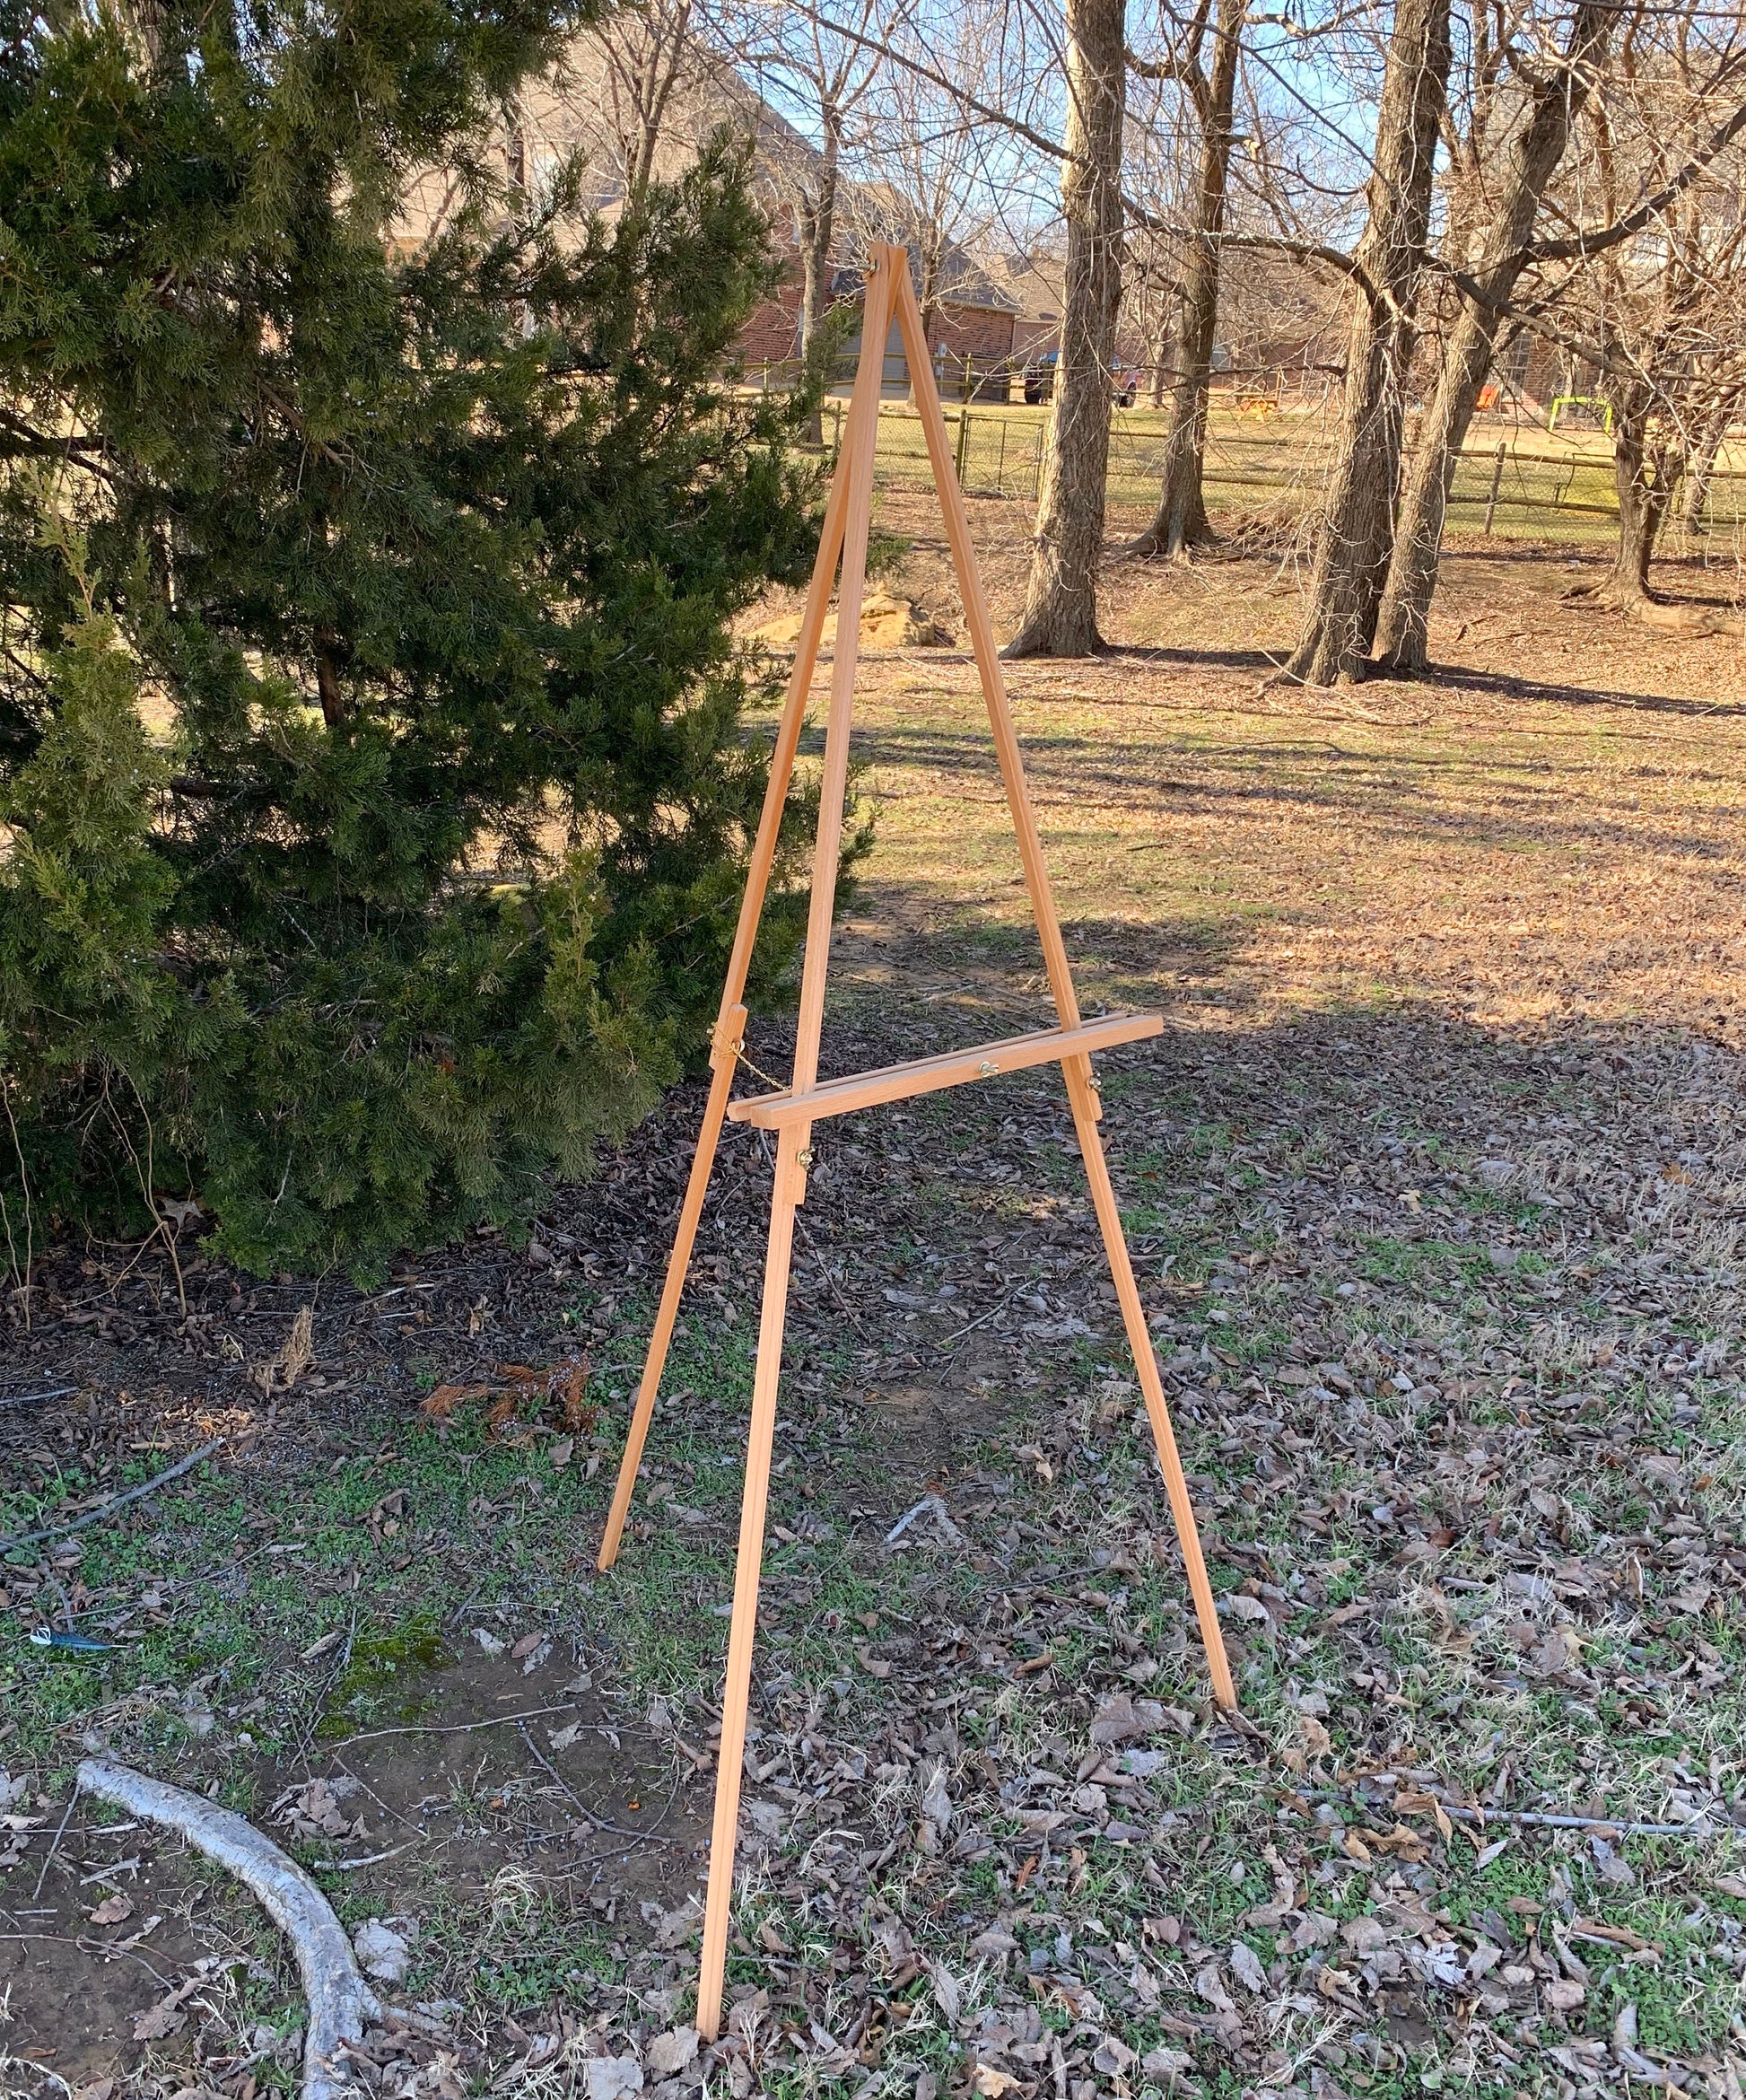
[821,252,1020,394]
[392,36,1024,387]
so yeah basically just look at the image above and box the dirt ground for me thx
[2,516,1743,2100]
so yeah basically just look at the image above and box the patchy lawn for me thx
[3,524,1744,2100]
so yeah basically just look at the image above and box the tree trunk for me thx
[618,0,693,205]
[908,248,943,403]
[1372,0,1612,670]
[1148,325,1169,408]
[1609,389,1669,606]
[1005,0,1127,658]
[798,114,841,442]
[1130,0,1248,560]
[1588,385,1735,632]
[314,624,346,727]
[1284,0,1452,684]
[799,118,840,358]
[1677,392,1733,535]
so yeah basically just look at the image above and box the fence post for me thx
[997,419,1007,493]
[955,407,972,485]
[1484,441,1506,536]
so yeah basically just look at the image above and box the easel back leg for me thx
[1063,1062,1237,1710]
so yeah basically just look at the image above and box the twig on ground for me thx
[0,1387,78,1411]
[0,1438,226,1552]
[322,1702,586,1748]
[992,1562,1107,1595]
[1304,1786,1716,1839]
[941,1284,1027,1352]
[886,1493,965,1545]
[30,1793,77,1902]
[310,1841,422,1872]
[296,1597,360,1767]
[516,1720,670,1844]
[564,1763,686,1867]
[1444,1802,1714,1838]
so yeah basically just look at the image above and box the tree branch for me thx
[1529,89,1746,263]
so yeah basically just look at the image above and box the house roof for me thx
[988,249,1067,326]
[395,31,1023,314]
[829,251,1020,315]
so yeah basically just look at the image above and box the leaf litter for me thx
[4,554,1746,2094]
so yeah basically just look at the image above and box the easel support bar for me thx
[725,1012,1161,1128]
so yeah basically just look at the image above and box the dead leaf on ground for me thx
[419,1382,492,1419]
[133,1976,201,2041]
[250,1303,315,1394]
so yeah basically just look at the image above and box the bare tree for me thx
[842,6,1008,375]
[1284,0,1453,684]
[1577,39,1746,616]
[1371,0,1614,670]
[1006,0,1129,656]
[1677,381,1744,535]
[591,0,700,202]
[1128,0,1251,558]
[1126,236,1178,406]
[724,0,886,364]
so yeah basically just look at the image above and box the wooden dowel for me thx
[596,284,881,1569]
[693,258,900,2042]
[893,249,1235,1713]
[726,1012,1160,1128]
[1062,1058,1236,1710]
[788,253,896,1107]
[694,1130,805,2041]
[889,258,1084,1037]
[718,346,879,1012]
[597,1004,746,1570]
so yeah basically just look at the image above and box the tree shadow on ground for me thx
[1083,642,1746,720]
[842,719,1742,866]
[1411,662,1746,718]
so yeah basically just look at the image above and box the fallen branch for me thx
[0,1385,79,1411]
[516,1719,668,1843]
[1302,1785,1713,1839]
[77,1760,378,2100]
[886,1493,965,1546]
[1437,1801,1711,1838]
[322,1700,586,1747]
[1,1439,225,1553]
[310,1840,421,1873]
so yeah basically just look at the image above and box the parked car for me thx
[1022,351,1139,407]
[1023,351,1057,405]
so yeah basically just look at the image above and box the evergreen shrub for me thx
[0,0,835,1277]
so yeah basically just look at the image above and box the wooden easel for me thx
[597,243,1236,2043]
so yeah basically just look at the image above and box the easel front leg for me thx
[695,1127,806,2043]
[1062,1061,1238,1711]
[598,1006,747,1571]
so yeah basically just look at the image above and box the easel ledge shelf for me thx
[724,1011,1163,1128]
